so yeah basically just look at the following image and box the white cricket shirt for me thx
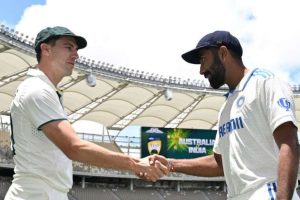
[10,68,72,192]
[213,68,297,199]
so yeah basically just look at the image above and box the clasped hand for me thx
[134,154,170,182]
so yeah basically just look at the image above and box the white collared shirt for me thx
[10,68,72,192]
[213,68,297,199]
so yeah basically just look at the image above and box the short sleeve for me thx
[23,87,67,130]
[260,77,297,133]
[213,130,221,154]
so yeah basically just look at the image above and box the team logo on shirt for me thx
[236,96,245,108]
[277,98,291,111]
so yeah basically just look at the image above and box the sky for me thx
[1,0,300,85]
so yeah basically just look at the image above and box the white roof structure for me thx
[1,24,300,134]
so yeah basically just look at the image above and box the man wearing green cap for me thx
[5,26,169,200]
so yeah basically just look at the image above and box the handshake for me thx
[133,154,174,182]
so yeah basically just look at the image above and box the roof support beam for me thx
[110,91,164,133]
[0,45,9,53]
[165,94,206,128]
[59,75,86,91]
[68,83,128,123]
[0,68,29,87]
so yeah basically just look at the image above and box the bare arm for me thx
[151,153,223,177]
[41,120,168,181]
[274,122,299,200]
[169,153,223,177]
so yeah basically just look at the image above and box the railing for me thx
[77,132,141,157]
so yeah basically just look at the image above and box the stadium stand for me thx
[70,184,118,200]
[158,189,209,200]
[0,170,228,200]
[0,130,13,165]
[0,177,11,200]
[0,130,10,147]
[113,187,162,200]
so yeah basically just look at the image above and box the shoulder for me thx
[17,77,56,102]
[251,68,289,88]
[252,68,274,80]
[250,68,274,90]
[251,69,293,99]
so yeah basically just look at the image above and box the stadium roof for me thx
[1,25,300,134]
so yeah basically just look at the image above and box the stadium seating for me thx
[0,130,13,165]
[68,185,227,200]
[0,176,228,200]
[71,185,118,200]
[0,177,12,200]
[0,130,10,148]
[113,187,162,200]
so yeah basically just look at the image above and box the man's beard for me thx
[207,56,226,89]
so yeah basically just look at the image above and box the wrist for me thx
[129,156,139,172]
[168,159,175,172]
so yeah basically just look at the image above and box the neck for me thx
[37,63,63,87]
[227,66,249,90]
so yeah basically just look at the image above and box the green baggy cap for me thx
[34,26,87,52]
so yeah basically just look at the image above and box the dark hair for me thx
[36,36,61,62]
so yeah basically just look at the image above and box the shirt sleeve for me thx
[213,129,221,154]
[213,103,226,155]
[22,87,67,130]
[260,77,297,134]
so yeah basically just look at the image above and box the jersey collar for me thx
[27,68,57,92]
[225,68,258,98]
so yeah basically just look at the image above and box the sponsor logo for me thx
[277,98,291,111]
[147,137,162,154]
[219,116,244,138]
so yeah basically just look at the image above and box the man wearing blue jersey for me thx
[150,31,299,200]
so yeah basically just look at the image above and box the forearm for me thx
[43,121,138,171]
[70,140,137,171]
[169,155,223,177]
[276,143,299,200]
[42,121,166,180]
[273,122,299,200]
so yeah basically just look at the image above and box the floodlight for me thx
[164,88,173,101]
[86,71,96,87]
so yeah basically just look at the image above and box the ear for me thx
[218,45,228,61]
[40,43,51,56]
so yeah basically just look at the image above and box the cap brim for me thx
[181,47,202,64]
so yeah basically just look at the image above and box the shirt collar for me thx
[27,68,57,92]
[224,68,258,98]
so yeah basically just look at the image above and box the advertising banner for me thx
[141,127,216,159]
